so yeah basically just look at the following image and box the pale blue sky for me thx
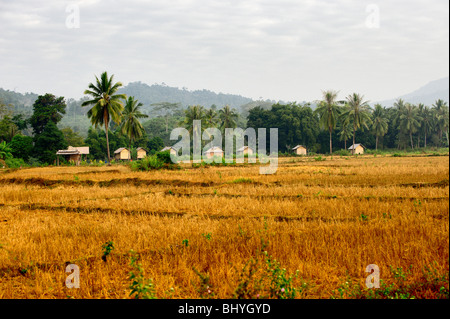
[0,0,448,103]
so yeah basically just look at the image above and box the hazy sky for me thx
[0,0,448,103]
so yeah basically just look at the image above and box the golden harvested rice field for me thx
[0,155,448,299]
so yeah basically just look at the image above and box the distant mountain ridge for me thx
[376,77,449,106]
[2,77,448,115]
[118,81,255,110]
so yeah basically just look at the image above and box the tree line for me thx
[0,72,448,167]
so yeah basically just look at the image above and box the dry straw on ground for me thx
[0,155,448,299]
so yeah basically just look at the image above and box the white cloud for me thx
[0,0,448,102]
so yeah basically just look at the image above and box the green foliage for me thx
[192,267,214,298]
[120,96,148,147]
[34,121,67,164]
[333,149,351,156]
[82,71,127,161]
[128,250,156,299]
[314,155,326,161]
[332,264,449,299]
[5,157,28,168]
[0,141,13,160]
[233,220,306,299]
[359,213,369,222]
[101,241,115,262]
[84,127,128,161]
[29,93,66,137]
[231,178,253,184]
[130,155,164,171]
[155,150,173,164]
[61,127,85,147]
[147,136,164,153]
[8,134,33,161]
[0,115,18,143]
[247,103,320,153]
[315,90,343,154]
[201,232,212,241]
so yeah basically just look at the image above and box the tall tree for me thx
[204,108,219,128]
[392,99,409,149]
[399,103,421,149]
[61,127,86,147]
[29,93,66,137]
[81,71,126,162]
[371,104,389,151]
[219,105,238,130]
[338,119,353,150]
[34,121,67,164]
[151,102,180,133]
[0,115,18,143]
[8,134,34,161]
[120,96,149,157]
[421,105,434,148]
[314,90,342,154]
[432,99,449,146]
[342,93,372,154]
[181,105,206,134]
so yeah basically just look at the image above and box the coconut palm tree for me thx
[421,105,434,148]
[82,71,126,162]
[371,104,389,151]
[314,90,342,154]
[342,93,372,154]
[120,96,148,158]
[399,103,421,150]
[204,108,219,128]
[433,99,449,146]
[181,105,206,134]
[219,105,238,130]
[338,105,353,151]
[392,99,408,149]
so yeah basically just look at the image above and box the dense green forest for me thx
[0,75,448,167]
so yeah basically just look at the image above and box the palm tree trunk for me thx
[105,121,111,163]
[352,127,356,155]
[104,110,111,163]
[329,128,332,155]
[376,135,379,151]
[410,131,414,150]
[424,130,427,148]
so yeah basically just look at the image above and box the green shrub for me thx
[231,178,254,184]
[156,150,173,164]
[128,250,156,299]
[101,241,115,262]
[314,156,326,162]
[131,155,163,171]
[5,158,28,168]
[333,150,351,156]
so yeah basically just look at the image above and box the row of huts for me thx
[159,143,366,157]
[56,143,366,165]
[56,146,147,165]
